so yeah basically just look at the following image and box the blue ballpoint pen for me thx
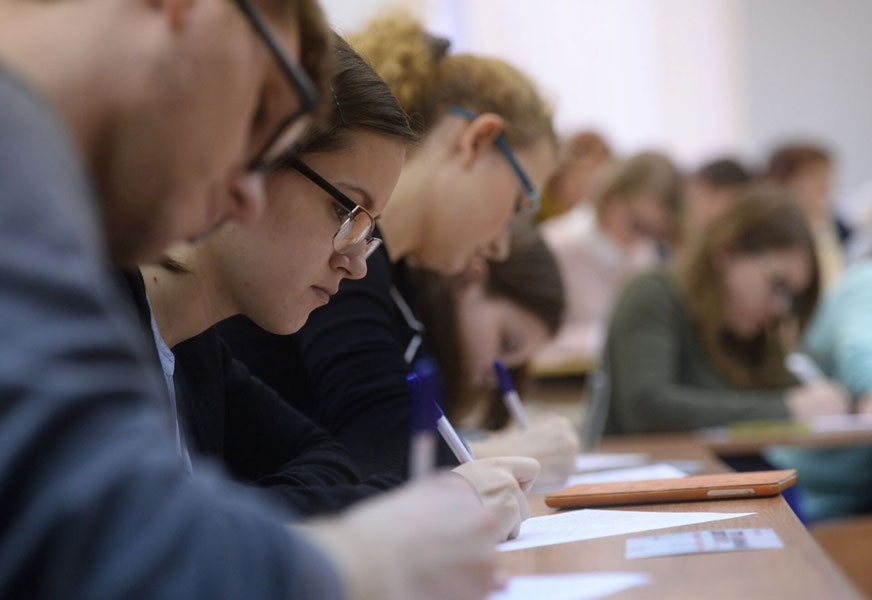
[494,359,530,430]
[407,372,438,479]
[413,358,473,464]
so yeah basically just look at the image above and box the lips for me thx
[311,286,336,304]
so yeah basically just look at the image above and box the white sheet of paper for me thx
[498,509,755,552]
[535,463,688,493]
[567,463,688,485]
[488,572,651,600]
[809,414,872,433]
[575,453,649,472]
[625,528,783,559]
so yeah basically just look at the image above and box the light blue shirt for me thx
[146,295,194,472]
[805,259,872,397]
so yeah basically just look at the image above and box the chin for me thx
[253,313,307,337]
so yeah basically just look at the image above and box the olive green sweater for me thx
[604,271,790,434]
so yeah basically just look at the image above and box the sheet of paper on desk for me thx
[488,572,651,600]
[568,463,688,485]
[625,528,783,559]
[498,509,755,552]
[575,453,649,472]
[535,463,688,493]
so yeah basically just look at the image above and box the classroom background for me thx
[323,0,872,209]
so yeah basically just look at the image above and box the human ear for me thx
[456,113,504,169]
[457,256,489,291]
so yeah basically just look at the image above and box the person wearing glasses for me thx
[219,12,557,482]
[603,186,849,435]
[0,3,505,600]
[134,35,537,544]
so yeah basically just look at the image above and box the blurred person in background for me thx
[683,157,752,235]
[534,151,683,373]
[767,143,844,288]
[763,256,872,522]
[415,225,579,486]
[604,186,849,435]
[537,131,612,221]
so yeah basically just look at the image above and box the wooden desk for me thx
[700,428,872,457]
[600,432,728,472]
[501,436,865,599]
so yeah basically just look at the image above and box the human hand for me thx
[469,414,579,486]
[303,473,505,600]
[452,456,539,541]
[785,380,850,420]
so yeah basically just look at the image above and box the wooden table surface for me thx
[499,434,866,599]
[700,428,872,457]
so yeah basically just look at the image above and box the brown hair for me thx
[350,11,554,149]
[161,33,414,273]
[696,158,752,189]
[281,34,417,155]
[767,143,832,184]
[540,131,612,217]
[593,151,683,243]
[414,225,564,426]
[595,151,683,214]
[675,185,820,388]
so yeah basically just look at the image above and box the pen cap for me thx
[407,373,439,433]
[493,359,514,393]
[412,357,446,418]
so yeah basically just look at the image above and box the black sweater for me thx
[218,241,458,479]
[123,271,397,515]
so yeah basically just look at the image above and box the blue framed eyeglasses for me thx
[449,106,541,221]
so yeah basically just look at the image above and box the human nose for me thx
[330,243,368,280]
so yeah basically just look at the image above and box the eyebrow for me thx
[336,182,375,212]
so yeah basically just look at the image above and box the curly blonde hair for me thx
[350,11,554,149]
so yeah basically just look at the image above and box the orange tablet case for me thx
[544,469,797,509]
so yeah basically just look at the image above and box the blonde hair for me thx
[350,12,554,149]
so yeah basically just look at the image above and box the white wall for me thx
[737,0,872,200]
[319,0,872,199]
[318,0,425,34]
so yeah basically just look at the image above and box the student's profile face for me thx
[719,247,812,340]
[207,130,405,334]
[101,1,309,265]
[455,282,551,391]
[416,134,555,275]
[607,192,672,249]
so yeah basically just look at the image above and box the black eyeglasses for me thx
[283,157,383,258]
[231,0,319,171]
[449,106,542,222]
